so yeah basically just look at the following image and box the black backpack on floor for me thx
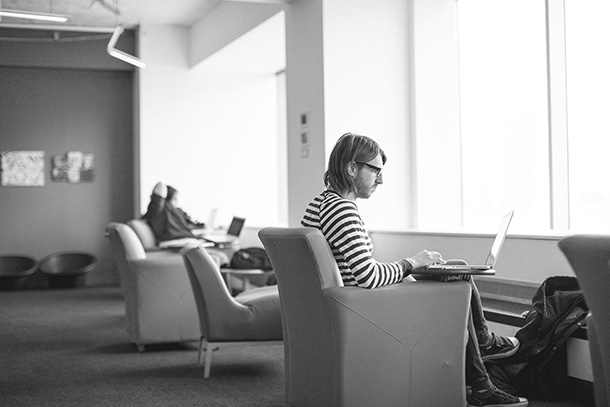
[229,247,273,271]
[487,276,588,401]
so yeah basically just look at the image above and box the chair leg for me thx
[197,337,204,365]
[204,346,213,378]
[198,341,281,379]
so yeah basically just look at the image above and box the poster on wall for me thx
[0,150,45,186]
[51,151,94,183]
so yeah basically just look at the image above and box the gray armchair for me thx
[105,222,199,351]
[259,227,472,407]
[127,219,159,251]
[559,234,610,407]
[181,245,283,378]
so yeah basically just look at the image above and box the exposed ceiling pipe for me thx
[91,0,121,16]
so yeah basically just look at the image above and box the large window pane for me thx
[565,0,610,232]
[458,0,549,233]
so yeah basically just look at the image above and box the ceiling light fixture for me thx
[0,9,69,23]
[107,25,146,69]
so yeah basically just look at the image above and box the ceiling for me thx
[0,0,287,73]
[0,0,223,29]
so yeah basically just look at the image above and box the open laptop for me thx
[418,211,514,276]
[202,216,245,245]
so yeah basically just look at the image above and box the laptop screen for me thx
[485,211,514,266]
[227,217,245,237]
[206,208,218,230]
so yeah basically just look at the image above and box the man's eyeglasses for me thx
[356,162,383,177]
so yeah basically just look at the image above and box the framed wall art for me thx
[0,150,45,187]
[51,151,94,183]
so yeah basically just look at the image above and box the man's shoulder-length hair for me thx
[324,132,386,193]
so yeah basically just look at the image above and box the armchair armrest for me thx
[322,280,471,407]
[122,255,199,344]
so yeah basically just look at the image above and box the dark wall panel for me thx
[0,66,134,287]
[0,28,136,70]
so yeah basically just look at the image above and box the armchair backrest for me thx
[259,226,342,288]
[258,227,343,404]
[559,234,610,407]
[105,222,147,295]
[258,227,342,324]
[106,222,146,263]
[181,246,250,341]
[127,219,158,250]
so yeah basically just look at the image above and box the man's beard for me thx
[354,175,376,199]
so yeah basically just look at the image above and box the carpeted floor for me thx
[0,287,284,407]
[0,286,591,407]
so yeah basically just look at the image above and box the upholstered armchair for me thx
[105,222,199,351]
[559,234,610,407]
[181,245,283,378]
[259,227,472,407]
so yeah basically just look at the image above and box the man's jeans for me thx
[459,274,493,388]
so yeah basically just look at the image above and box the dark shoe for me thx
[480,333,519,361]
[468,387,528,407]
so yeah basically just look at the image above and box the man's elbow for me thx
[354,279,379,289]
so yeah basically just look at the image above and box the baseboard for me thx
[476,276,539,306]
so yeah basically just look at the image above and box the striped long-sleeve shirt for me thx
[301,190,408,289]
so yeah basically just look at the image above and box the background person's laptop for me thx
[419,211,514,276]
[202,216,245,245]
[206,208,218,231]
[191,208,218,236]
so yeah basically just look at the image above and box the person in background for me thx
[142,182,205,242]
[301,133,528,407]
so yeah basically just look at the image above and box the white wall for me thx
[189,2,284,67]
[138,17,286,228]
[323,0,411,230]
[139,24,189,208]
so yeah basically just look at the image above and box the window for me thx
[458,0,549,233]
[414,0,610,234]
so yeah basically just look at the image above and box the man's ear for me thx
[347,161,358,177]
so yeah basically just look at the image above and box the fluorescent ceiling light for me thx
[0,9,69,23]
[107,25,146,69]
